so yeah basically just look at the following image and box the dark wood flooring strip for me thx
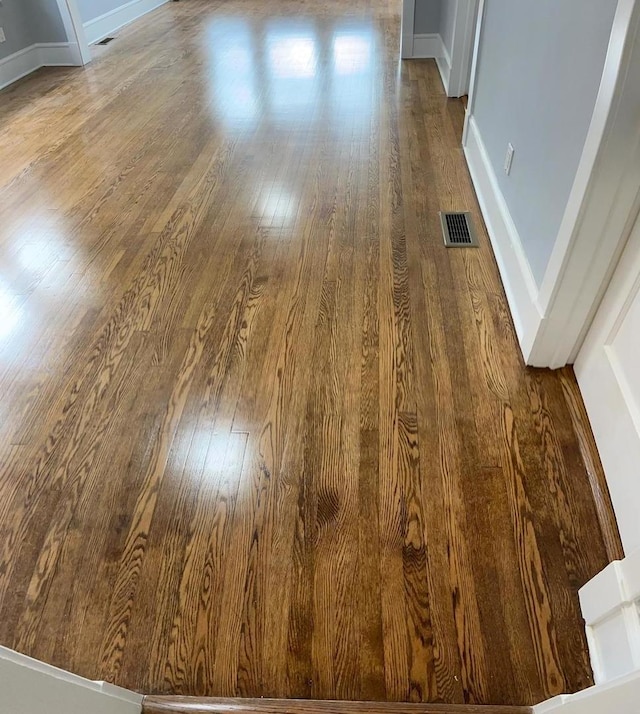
[142,697,533,714]
[558,368,624,562]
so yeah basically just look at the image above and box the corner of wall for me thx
[410,33,444,60]
[461,113,545,362]
[0,42,81,90]
[579,550,640,684]
[435,40,451,94]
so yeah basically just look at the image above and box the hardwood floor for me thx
[0,0,620,706]
[141,697,533,714]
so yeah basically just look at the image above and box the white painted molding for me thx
[0,646,142,714]
[56,0,92,65]
[446,0,480,98]
[83,0,170,45]
[462,115,543,358]
[462,0,640,368]
[578,550,640,685]
[534,670,640,714]
[435,41,451,94]
[411,33,444,59]
[0,43,81,91]
[462,0,486,144]
[524,0,640,367]
[401,0,416,58]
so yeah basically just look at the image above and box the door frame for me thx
[445,0,480,97]
[463,0,640,368]
[55,0,92,65]
[401,0,480,98]
[401,0,416,59]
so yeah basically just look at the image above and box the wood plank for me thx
[142,697,533,714]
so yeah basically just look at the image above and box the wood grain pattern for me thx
[142,697,532,714]
[0,0,620,706]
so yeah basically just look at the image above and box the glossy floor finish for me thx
[0,0,617,707]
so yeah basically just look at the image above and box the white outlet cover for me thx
[0,28,6,43]
[504,143,515,175]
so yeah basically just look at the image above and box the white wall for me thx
[470,0,618,285]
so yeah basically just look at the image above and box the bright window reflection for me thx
[256,182,297,226]
[266,23,318,122]
[330,28,376,128]
[268,36,316,78]
[0,284,23,339]
[206,19,258,127]
[333,34,372,75]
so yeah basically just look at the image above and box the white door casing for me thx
[575,209,640,555]
[401,0,479,97]
[534,669,640,714]
[463,0,640,368]
[401,0,416,58]
[445,0,479,97]
[54,0,92,65]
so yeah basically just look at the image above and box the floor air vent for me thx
[440,211,478,247]
[97,37,115,45]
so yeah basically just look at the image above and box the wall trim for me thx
[578,550,640,685]
[56,0,93,65]
[0,646,142,714]
[534,670,640,713]
[435,41,451,94]
[0,42,81,91]
[411,33,443,59]
[401,0,416,58]
[83,0,170,45]
[409,33,454,98]
[529,0,640,368]
[463,0,640,368]
[462,115,544,357]
[446,0,480,98]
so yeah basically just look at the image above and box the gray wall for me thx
[0,0,66,59]
[0,0,33,58]
[472,0,618,284]
[414,0,440,35]
[76,0,128,24]
[438,0,456,59]
[28,0,67,43]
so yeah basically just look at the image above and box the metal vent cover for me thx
[440,211,478,247]
[97,37,115,45]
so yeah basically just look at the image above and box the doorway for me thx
[401,0,480,98]
[54,0,92,65]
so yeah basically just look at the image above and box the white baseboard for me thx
[40,42,83,67]
[534,670,640,714]
[579,549,640,684]
[83,0,170,45]
[462,115,544,361]
[409,34,453,97]
[411,33,443,59]
[0,43,81,91]
[0,646,142,714]
[435,44,451,95]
